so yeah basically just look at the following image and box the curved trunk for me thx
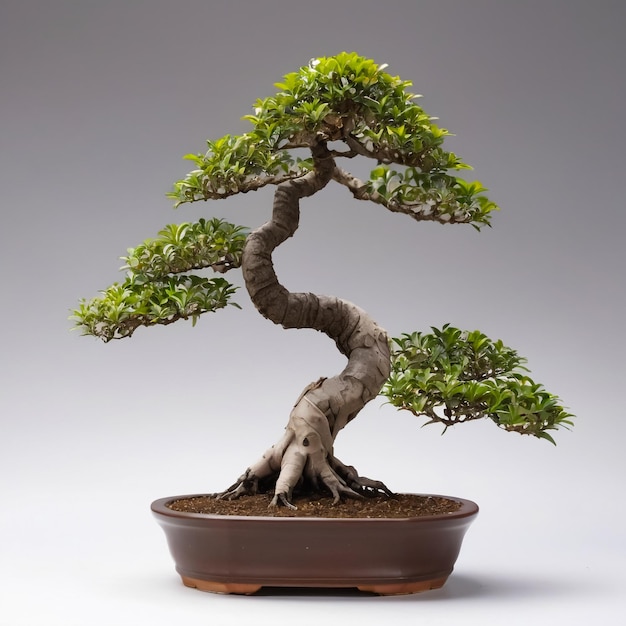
[222,145,392,507]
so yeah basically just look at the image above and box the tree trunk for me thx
[221,145,392,507]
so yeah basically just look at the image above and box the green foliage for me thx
[122,218,248,278]
[72,275,238,342]
[168,134,303,205]
[381,325,574,443]
[366,167,498,228]
[72,218,247,341]
[168,52,499,229]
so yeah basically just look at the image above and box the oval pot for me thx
[151,493,478,595]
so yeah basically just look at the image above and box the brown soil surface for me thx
[167,493,462,518]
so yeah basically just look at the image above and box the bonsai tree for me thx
[73,53,572,509]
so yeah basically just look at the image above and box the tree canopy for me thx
[169,51,498,226]
[73,52,499,341]
[72,52,571,444]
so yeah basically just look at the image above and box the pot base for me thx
[180,574,449,595]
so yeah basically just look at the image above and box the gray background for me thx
[1,1,624,624]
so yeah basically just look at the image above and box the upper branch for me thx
[167,53,499,230]
[332,165,497,228]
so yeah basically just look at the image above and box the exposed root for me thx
[271,492,297,510]
[216,471,259,501]
[329,457,394,497]
[215,394,393,509]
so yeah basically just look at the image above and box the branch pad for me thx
[381,324,574,443]
[72,218,248,341]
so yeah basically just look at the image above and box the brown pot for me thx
[151,494,478,595]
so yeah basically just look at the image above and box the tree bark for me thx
[221,144,392,507]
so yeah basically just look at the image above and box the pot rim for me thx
[151,493,479,523]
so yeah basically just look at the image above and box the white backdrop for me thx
[1,1,624,624]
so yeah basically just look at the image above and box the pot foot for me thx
[180,575,449,595]
[181,576,261,595]
[358,576,448,595]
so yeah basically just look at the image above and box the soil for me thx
[167,493,462,518]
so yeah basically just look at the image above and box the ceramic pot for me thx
[151,494,478,595]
